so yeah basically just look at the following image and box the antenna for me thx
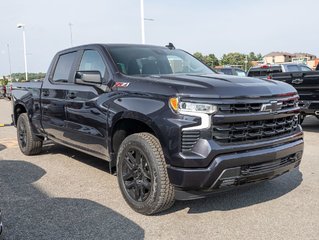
[165,43,175,50]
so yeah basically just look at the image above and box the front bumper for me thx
[168,138,303,200]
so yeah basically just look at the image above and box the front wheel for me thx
[17,113,43,155]
[117,133,175,215]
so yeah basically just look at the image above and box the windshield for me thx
[107,46,215,76]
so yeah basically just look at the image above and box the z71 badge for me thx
[115,82,130,88]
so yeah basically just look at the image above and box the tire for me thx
[117,132,175,215]
[17,113,43,155]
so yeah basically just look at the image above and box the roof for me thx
[264,52,294,57]
[293,52,317,58]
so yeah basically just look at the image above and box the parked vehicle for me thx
[217,67,246,77]
[5,84,12,100]
[0,85,6,98]
[12,44,304,215]
[247,63,312,78]
[269,71,319,122]
[316,64,319,71]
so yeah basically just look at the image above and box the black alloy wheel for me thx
[121,147,152,202]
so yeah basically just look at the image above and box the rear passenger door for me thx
[41,51,79,142]
[64,48,110,158]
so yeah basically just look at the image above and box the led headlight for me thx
[179,102,217,114]
[169,97,217,130]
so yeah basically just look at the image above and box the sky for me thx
[0,0,318,75]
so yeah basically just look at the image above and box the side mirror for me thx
[75,71,102,85]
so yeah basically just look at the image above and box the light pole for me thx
[7,44,12,80]
[69,23,73,47]
[140,0,145,44]
[17,23,28,81]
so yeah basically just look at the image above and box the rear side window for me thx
[53,52,77,83]
[286,65,300,72]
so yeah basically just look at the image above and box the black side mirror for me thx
[75,71,102,85]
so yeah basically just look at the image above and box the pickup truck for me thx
[12,43,304,215]
[247,63,312,78]
[268,71,319,122]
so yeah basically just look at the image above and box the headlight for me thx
[179,102,217,114]
[169,97,217,130]
[169,97,217,114]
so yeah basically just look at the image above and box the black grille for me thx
[219,99,298,114]
[212,115,298,144]
[181,131,200,152]
[241,154,298,176]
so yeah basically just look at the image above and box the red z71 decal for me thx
[115,82,130,88]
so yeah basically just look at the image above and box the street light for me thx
[140,0,154,44]
[140,0,145,44]
[17,23,28,81]
[69,23,73,47]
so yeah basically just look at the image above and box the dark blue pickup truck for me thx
[11,43,303,214]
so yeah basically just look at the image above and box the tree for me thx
[220,52,246,67]
[193,52,219,68]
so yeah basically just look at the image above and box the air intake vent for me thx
[181,131,200,152]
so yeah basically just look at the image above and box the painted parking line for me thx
[0,123,13,127]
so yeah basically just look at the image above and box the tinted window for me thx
[79,50,106,76]
[220,69,233,75]
[53,52,77,82]
[286,65,300,72]
[300,65,312,72]
[235,69,246,77]
[107,46,214,76]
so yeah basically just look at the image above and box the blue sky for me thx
[0,0,318,75]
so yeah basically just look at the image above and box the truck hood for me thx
[137,73,298,99]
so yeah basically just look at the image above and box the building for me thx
[264,52,294,64]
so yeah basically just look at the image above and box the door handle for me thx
[67,92,77,99]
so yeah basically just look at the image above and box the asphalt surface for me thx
[0,98,318,240]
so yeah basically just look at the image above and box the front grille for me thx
[219,99,297,114]
[181,131,200,152]
[212,115,298,144]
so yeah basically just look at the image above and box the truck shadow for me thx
[165,168,302,214]
[0,160,144,240]
[302,116,319,133]
[39,142,303,215]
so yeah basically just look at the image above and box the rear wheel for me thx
[117,132,175,215]
[17,113,43,155]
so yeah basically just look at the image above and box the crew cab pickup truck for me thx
[268,70,319,122]
[12,44,304,215]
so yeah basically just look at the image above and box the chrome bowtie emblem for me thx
[292,78,303,84]
[260,101,283,112]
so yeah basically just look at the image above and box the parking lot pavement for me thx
[0,98,318,240]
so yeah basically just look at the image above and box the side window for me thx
[53,52,77,83]
[79,50,106,77]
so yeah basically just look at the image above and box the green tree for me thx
[193,52,219,68]
[221,52,246,67]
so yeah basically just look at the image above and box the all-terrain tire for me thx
[17,113,43,155]
[117,132,175,215]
